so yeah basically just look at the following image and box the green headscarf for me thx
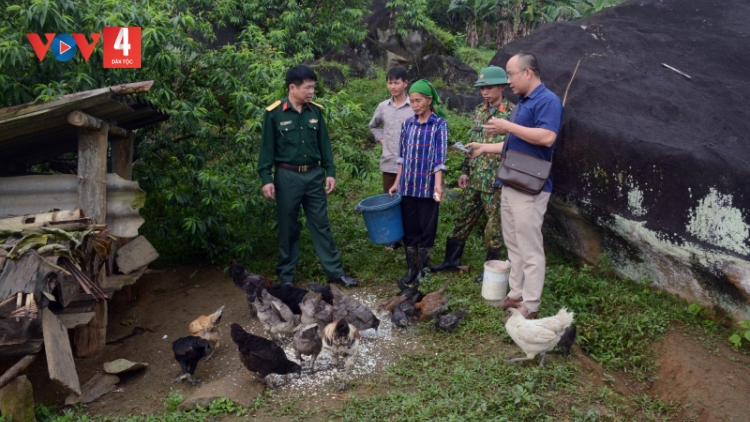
[408,79,447,119]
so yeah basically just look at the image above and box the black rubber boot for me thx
[476,247,503,283]
[398,247,420,288]
[414,247,432,287]
[428,237,466,272]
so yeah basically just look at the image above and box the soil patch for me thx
[10,264,422,417]
[651,330,750,422]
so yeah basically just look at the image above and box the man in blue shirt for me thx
[468,52,563,321]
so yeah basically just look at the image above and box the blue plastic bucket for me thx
[355,194,404,245]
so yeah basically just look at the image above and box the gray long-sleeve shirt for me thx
[368,97,413,174]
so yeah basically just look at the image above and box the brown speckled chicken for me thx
[322,319,360,390]
[292,323,322,373]
[416,283,450,320]
[188,305,224,350]
[377,294,407,313]
[254,286,297,340]
[330,284,380,331]
[300,291,333,335]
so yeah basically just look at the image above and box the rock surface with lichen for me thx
[490,0,750,318]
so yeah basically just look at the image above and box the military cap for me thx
[474,66,508,87]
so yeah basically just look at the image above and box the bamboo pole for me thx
[0,354,38,390]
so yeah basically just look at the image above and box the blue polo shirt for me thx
[498,83,563,192]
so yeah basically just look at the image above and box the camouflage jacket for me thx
[461,100,512,192]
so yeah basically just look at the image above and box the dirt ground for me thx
[7,264,750,420]
[14,264,423,417]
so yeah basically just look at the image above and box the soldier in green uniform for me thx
[430,66,511,283]
[258,65,359,287]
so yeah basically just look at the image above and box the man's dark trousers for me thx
[274,166,344,284]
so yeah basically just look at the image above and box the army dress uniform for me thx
[257,98,347,285]
[430,66,511,282]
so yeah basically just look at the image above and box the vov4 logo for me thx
[26,27,141,68]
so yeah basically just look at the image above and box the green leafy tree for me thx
[0,0,373,263]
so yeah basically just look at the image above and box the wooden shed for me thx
[0,81,168,396]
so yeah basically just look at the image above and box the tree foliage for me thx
[440,0,623,48]
[0,0,373,263]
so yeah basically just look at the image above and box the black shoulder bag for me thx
[496,104,552,195]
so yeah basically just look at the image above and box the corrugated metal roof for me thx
[0,81,168,169]
[0,174,145,238]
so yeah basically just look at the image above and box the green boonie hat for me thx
[474,66,508,87]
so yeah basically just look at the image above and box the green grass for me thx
[455,46,498,72]
[33,394,248,422]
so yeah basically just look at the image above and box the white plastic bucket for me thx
[482,260,510,301]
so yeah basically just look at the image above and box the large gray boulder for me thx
[364,0,452,66]
[490,0,750,318]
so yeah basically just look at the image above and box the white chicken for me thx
[504,307,574,367]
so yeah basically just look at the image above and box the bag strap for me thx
[500,103,521,158]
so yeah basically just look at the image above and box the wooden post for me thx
[72,300,107,358]
[77,127,108,224]
[111,132,134,181]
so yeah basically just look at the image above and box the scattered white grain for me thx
[273,291,401,394]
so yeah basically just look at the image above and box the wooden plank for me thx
[0,88,110,120]
[110,132,134,181]
[57,273,82,308]
[77,127,108,224]
[0,340,43,358]
[72,300,107,358]
[0,317,39,346]
[42,307,81,394]
[104,266,146,290]
[110,81,153,95]
[115,236,159,274]
[67,110,130,138]
[57,312,95,329]
[0,209,81,231]
[0,93,113,142]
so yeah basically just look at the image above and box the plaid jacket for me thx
[397,113,448,198]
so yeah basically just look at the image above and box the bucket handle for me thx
[354,205,363,212]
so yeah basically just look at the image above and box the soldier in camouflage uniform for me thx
[430,66,511,283]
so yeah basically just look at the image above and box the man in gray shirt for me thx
[369,67,412,194]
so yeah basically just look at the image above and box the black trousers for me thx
[401,196,439,248]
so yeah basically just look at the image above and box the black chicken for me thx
[267,283,308,315]
[434,307,468,333]
[558,326,577,357]
[391,294,419,328]
[172,336,213,385]
[229,263,266,315]
[396,279,425,303]
[230,323,301,388]
[307,282,334,305]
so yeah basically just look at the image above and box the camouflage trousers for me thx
[450,187,503,249]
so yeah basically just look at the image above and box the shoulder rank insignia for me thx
[265,100,281,112]
[309,118,318,124]
[310,101,324,109]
